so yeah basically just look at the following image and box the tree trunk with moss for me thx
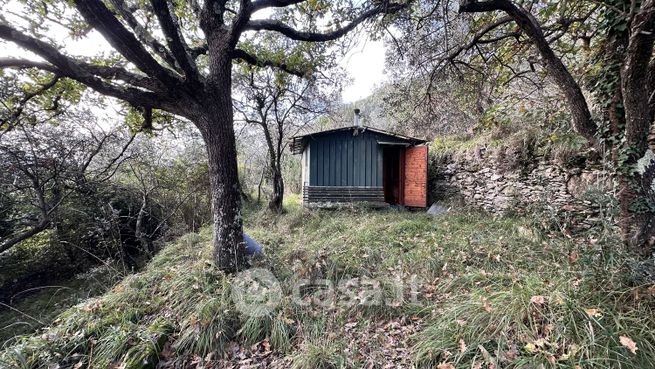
[618,0,655,252]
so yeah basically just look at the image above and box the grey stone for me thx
[427,203,449,217]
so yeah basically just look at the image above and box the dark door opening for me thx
[383,147,403,205]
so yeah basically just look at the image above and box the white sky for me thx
[340,37,387,103]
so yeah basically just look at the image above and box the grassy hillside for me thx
[2,196,654,368]
[0,263,120,344]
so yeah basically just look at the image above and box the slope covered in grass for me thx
[0,263,121,344]
[2,198,654,368]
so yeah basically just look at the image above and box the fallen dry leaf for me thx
[437,363,455,369]
[619,335,638,355]
[584,308,602,318]
[504,346,518,361]
[547,355,556,364]
[530,295,546,305]
[568,251,579,263]
[481,297,492,313]
[458,338,467,353]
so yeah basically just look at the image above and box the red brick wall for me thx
[403,146,428,207]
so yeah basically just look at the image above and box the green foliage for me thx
[122,104,177,133]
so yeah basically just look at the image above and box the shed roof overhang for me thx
[289,126,427,155]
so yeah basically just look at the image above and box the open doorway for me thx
[383,147,403,205]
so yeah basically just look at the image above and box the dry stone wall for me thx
[431,146,613,231]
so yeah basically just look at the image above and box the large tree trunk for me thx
[195,44,246,272]
[199,111,247,272]
[619,0,655,253]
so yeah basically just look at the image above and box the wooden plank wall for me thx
[303,186,384,203]
[308,131,390,187]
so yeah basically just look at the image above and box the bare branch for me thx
[150,0,200,82]
[107,0,180,71]
[0,218,50,254]
[1,74,61,130]
[444,16,513,62]
[250,0,306,13]
[73,0,182,88]
[244,2,406,42]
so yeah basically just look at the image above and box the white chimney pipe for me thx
[353,108,361,127]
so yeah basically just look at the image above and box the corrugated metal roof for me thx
[290,125,427,154]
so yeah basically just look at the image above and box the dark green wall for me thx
[307,130,406,187]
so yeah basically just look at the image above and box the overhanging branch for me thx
[0,23,174,108]
[0,57,163,92]
[108,0,180,71]
[0,58,58,72]
[458,0,598,143]
[73,0,182,88]
[232,49,308,77]
[151,0,200,82]
[250,0,306,13]
[0,218,50,254]
[244,2,406,42]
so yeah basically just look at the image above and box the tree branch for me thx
[1,74,60,130]
[150,0,200,82]
[0,58,163,92]
[190,44,209,58]
[0,24,174,109]
[0,218,50,254]
[0,58,58,72]
[244,1,406,42]
[107,0,180,71]
[444,16,513,62]
[250,0,306,13]
[232,49,308,77]
[73,0,182,88]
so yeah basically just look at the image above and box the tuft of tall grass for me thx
[290,322,347,369]
[238,313,293,352]
[174,296,237,357]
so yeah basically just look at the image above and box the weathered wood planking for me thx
[303,186,384,203]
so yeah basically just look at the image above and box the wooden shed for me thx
[290,123,428,208]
